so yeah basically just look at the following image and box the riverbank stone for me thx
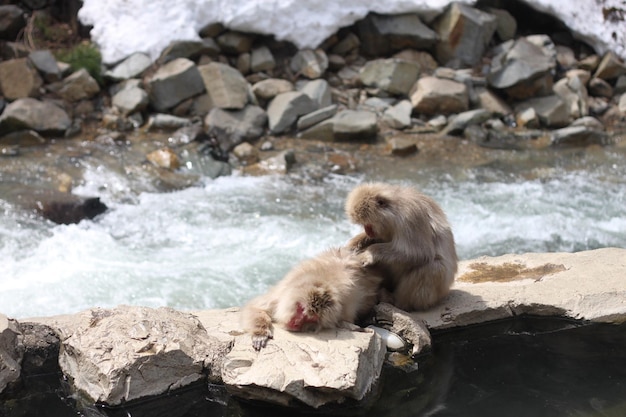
[410,76,469,115]
[205,104,267,151]
[0,314,23,394]
[356,13,437,57]
[104,52,152,81]
[0,58,43,100]
[0,98,71,136]
[267,91,317,134]
[198,62,249,110]
[359,58,420,96]
[147,58,205,112]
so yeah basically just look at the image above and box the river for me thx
[1,138,625,319]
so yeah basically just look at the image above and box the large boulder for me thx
[0,314,23,394]
[0,58,43,100]
[301,110,378,142]
[515,95,571,128]
[410,76,469,115]
[359,59,420,96]
[0,98,71,136]
[147,58,205,111]
[299,79,332,108]
[434,3,497,67]
[356,13,438,57]
[205,104,267,151]
[221,325,385,408]
[267,91,317,134]
[197,62,249,110]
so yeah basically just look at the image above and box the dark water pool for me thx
[3,317,625,417]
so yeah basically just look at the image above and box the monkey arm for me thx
[346,232,382,253]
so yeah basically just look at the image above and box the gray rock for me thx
[475,88,512,116]
[237,52,251,75]
[197,62,249,109]
[357,13,438,57]
[57,306,224,405]
[251,78,294,101]
[104,52,152,81]
[290,49,328,79]
[434,3,497,67]
[112,86,149,116]
[158,39,219,64]
[232,142,259,165]
[620,93,626,113]
[146,147,180,170]
[0,58,43,100]
[330,32,360,55]
[588,77,614,98]
[410,76,469,115]
[359,59,420,96]
[361,97,394,113]
[296,104,338,131]
[553,76,588,119]
[333,110,378,141]
[615,75,626,94]
[516,107,539,128]
[267,91,317,134]
[370,303,431,356]
[386,136,418,156]
[147,58,205,112]
[571,116,604,130]
[299,79,332,108]
[146,114,192,131]
[381,100,412,129]
[0,314,23,394]
[487,37,555,99]
[441,108,492,136]
[28,50,62,83]
[298,117,335,141]
[250,46,275,72]
[556,45,577,70]
[221,324,385,408]
[515,95,570,128]
[216,31,253,54]
[593,51,626,80]
[550,125,609,146]
[0,5,25,40]
[0,98,71,136]
[244,149,296,175]
[47,68,100,102]
[488,7,517,41]
[205,105,267,151]
[0,129,45,147]
[393,49,439,75]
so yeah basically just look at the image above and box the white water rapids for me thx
[1,148,625,319]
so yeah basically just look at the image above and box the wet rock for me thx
[104,52,152,81]
[232,142,259,165]
[158,39,219,64]
[593,51,626,80]
[216,31,253,54]
[112,85,149,116]
[221,324,385,408]
[47,68,100,102]
[267,91,317,134]
[146,113,192,130]
[299,78,332,108]
[146,147,181,170]
[0,314,23,393]
[244,149,296,175]
[55,306,223,405]
[0,129,45,146]
[553,76,588,119]
[588,77,614,98]
[434,3,497,67]
[441,108,492,136]
[250,45,275,72]
[515,95,570,128]
[296,104,338,131]
[381,100,412,129]
[147,58,205,111]
[359,58,420,96]
[550,125,609,146]
[28,50,62,83]
[0,58,43,100]
[386,136,417,156]
[357,13,438,57]
[251,78,294,101]
[19,322,60,376]
[290,49,328,79]
[0,98,71,136]
[487,37,555,99]
[333,109,378,141]
[488,7,517,41]
[205,104,267,151]
[410,76,469,115]
[198,62,249,109]
[571,116,604,130]
[0,5,25,40]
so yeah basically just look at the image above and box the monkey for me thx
[345,182,458,311]
[240,247,383,350]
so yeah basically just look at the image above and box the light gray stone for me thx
[296,104,338,131]
[105,52,152,81]
[29,50,61,82]
[0,98,71,136]
[435,3,497,67]
[216,31,253,54]
[515,95,570,128]
[267,91,317,134]
[441,108,492,135]
[553,76,588,119]
[146,113,192,130]
[290,49,328,79]
[488,7,517,41]
[147,58,205,111]
[250,46,275,72]
[619,93,626,113]
[251,78,294,101]
[357,13,438,57]
[550,125,609,146]
[588,77,614,98]
[359,59,420,96]
[158,39,219,64]
[299,79,332,108]
[410,76,469,115]
[593,51,626,80]
[197,62,249,109]
[382,100,412,129]
[0,314,23,394]
[475,88,512,116]
[232,142,259,165]
[571,116,604,130]
[205,104,267,151]
[47,68,100,102]
[333,109,378,141]
[112,86,149,116]
[0,58,43,100]
[516,107,539,128]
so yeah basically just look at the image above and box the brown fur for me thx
[345,182,458,311]
[240,247,383,350]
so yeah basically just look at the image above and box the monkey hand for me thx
[356,249,375,267]
[347,232,375,253]
[251,328,273,351]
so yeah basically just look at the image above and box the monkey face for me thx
[346,184,395,241]
[286,301,321,332]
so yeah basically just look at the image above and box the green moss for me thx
[56,42,103,85]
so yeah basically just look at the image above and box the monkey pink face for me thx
[286,302,319,331]
[364,224,375,238]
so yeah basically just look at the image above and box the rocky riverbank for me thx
[1,1,626,223]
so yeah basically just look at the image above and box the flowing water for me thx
[1,141,625,319]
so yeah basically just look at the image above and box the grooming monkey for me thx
[345,182,458,311]
[241,247,383,350]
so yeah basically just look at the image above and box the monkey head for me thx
[284,288,339,332]
[345,183,400,242]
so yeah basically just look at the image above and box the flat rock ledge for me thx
[1,248,625,410]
